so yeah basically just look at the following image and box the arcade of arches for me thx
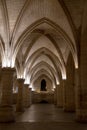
[0,0,87,123]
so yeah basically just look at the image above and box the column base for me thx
[76,109,87,123]
[0,105,15,122]
[63,106,75,112]
[25,103,30,108]
[16,105,25,112]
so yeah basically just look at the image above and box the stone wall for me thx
[32,91,54,104]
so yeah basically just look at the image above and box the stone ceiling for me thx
[0,0,84,90]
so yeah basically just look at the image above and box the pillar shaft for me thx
[56,84,63,107]
[16,79,25,112]
[24,84,30,107]
[75,1,87,122]
[62,80,66,110]
[54,88,57,105]
[63,79,75,112]
[63,81,75,112]
[63,53,75,112]
[29,88,32,106]
[0,67,15,122]
[75,69,87,122]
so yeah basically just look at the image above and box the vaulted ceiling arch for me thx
[58,0,77,39]
[31,69,55,86]
[0,0,10,44]
[21,30,65,68]
[25,47,65,79]
[12,18,78,69]
[10,0,32,45]
[29,61,59,84]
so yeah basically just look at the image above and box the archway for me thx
[40,79,47,91]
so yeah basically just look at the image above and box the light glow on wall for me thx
[17,75,24,79]
[17,69,25,79]
[11,59,15,68]
[30,84,33,91]
[2,55,15,68]
[24,76,30,84]
[62,73,67,80]
[75,62,78,69]
[74,55,78,69]
[52,88,55,91]
[56,80,60,85]
[13,87,18,93]
[53,84,56,89]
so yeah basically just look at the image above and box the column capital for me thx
[1,67,15,73]
[24,84,29,87]
[17,78,25,83]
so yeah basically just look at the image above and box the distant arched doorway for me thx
[40,79,47,91]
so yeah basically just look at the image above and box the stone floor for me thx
[16,104,75,122]
[0,104,87,130]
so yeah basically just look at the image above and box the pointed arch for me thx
[29,61,59,84]
[25,47,66,79]
[12,18,78,69]
[31,69,54,85]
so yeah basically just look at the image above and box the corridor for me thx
[16,104,75,122]
[0,104,87,130]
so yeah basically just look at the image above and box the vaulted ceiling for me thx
[0,0,84,90]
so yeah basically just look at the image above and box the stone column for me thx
[29,88,32,106]
[75,69,79,119]
[62,80,66,110]
[16,78,25,112]
[0,67,15,122]
[54,87,57,105]
[56,84,63,107]
[24,84,30,108]
[75,1,87,122]
[0,69,1,105]
[75,67,87,121]
[63,53,75,112]
[63,79,75,112]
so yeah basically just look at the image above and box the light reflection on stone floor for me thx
[16,104,75,122]
[0,104,87,130]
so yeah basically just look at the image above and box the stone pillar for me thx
[63,53,75,112]
[0,67,15,122]
[63,79,75,112]
[0,69,1,105]
[56,84,63,107]
[75,69,87,122]
[24,84,30,107]
[29,88,32,106]
[16,78,25,112]
[54,87,57,105]
[75,69,81,121]
[75,1,87,122]
[62,80,66,110]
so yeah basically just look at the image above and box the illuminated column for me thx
[56,83,63,107]
[63,54,75,112]
[0,68,15,122]
[54,87,57,105]
[16,78,25,112]
[24,84,30,107]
